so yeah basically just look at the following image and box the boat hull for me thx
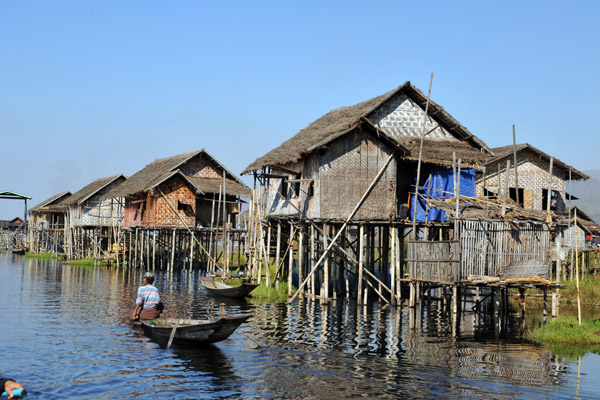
[200,277,259,298]
[140,314,251,345]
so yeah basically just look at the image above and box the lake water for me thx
[2,253,600,399]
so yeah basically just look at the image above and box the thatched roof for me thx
[105,149,249,199]
[62,175,126,205]
[488,144,588,180]
[243,81,492,174]
[28,191,71,213]
[188,177,252,197]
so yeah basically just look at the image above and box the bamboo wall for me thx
[455,219,550,280]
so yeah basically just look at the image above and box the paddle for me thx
[1,388,27,397]
[166,319,179,349]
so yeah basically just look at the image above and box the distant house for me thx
[560,206,598,250]
[28,191,72,231]
[243,81,493,222]
[479,143,588,212]
[0,217,25,231]
[105,149,251,229]
[62,175,127,228]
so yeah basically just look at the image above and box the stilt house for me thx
[479,143,588,211]
[243,81,492,223]
[27,191,71,253]
[243,82,564,305]
[28,191,71,231]
[105,149,251,229]
[61,174,127,259]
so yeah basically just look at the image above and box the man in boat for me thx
[129,272,163,321]
[1,377,25,399]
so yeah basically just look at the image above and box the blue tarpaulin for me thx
[411,167,475,222]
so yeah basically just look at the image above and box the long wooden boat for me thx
[140,314,251,345]
[200,277,259,298]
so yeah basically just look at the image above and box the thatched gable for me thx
[488,143,588,181]
[28,191,71,213]
[62,175,126,205]
[243,81,492,174]
[106,149,248,198]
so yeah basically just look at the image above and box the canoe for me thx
[140,314,251,345]
[200,277,259,298]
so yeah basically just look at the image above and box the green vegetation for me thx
[25,252,63,260]
[559,275,600,305]
[531,316,600,346]
[219,276,291,302]
[250,280,292,302]
[65,257,108,267]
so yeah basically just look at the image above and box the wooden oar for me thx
[167,319,179,349]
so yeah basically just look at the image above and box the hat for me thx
[143,271,154,279]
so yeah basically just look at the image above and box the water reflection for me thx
[1,255,598,399]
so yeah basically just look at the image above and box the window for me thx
[508,188,524,207]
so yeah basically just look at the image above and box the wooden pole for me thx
[275,221,281,290]
[502,159,511,218]
[298,226,304,299]
[412,72,434,239]
[512,125,519,206]
[266,222,272,287]
[222,171,228,277]
[310,224,315,298]
[322,223,329,303]
[288,223,295,297]
[358,225,364,304]
[575,209,581,325]
[170,228,176,271]
[288,150,396,303]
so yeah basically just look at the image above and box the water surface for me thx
[1,253,599,399]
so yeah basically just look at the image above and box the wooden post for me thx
[170,228,176,272]
[512,125,520,206]
[152,230,156,271]
[502,159,511,218]
[298,226,304,299]
[310,224,315,299]
[390,226,396,306]
[266,222,272,287]
[358,225,364,304]
[322,223,329,304]
[275,221,281,291]
[288,223,295,297]
[222,171,228,277]
[575,208,581,325]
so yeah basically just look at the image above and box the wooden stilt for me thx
[322,223,329,304]
[298,226,304,299]
[288,222,295,297]
[358,225,364,305]
[275,221,281,291]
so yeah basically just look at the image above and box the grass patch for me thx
[65,257,108,267]
[250,280,291,302]
[217,277,291,302]
[531,316,600,345]
[25,252,63,260]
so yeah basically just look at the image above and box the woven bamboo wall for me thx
[319,130,396,220]
[456,219,550,279]
[407,240,460,284]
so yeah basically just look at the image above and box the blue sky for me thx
[1,1,598,219]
